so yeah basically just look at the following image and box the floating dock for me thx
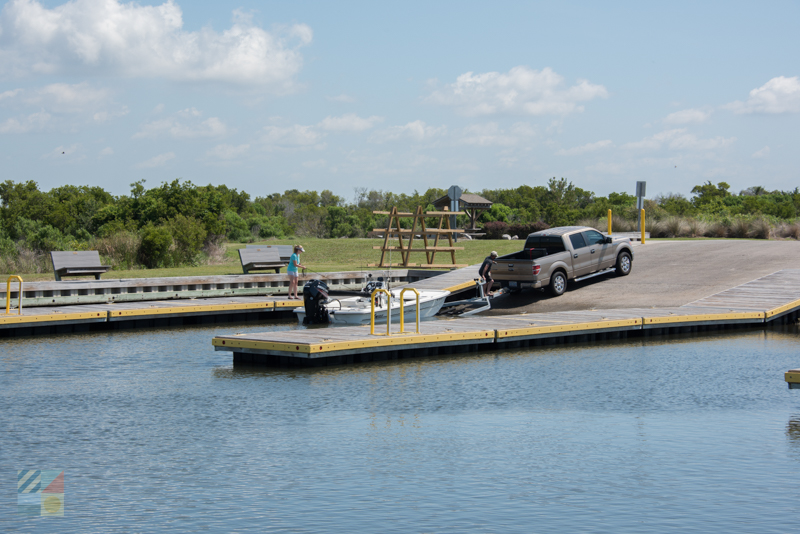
[213,269,800,367]
[786,369,800,389]
[0,267,478,337]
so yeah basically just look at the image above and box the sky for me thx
[0,0,798,202]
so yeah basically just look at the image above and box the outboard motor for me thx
[302,279,331,325]
[362,274,384,295]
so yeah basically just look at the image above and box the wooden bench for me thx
[238,247,287,274]
[51,251,112,281]
[245,244,293,262]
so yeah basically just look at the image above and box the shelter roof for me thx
[433,192,493,208]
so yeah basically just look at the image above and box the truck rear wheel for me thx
[549,271,567,296]
[616,252,632,276]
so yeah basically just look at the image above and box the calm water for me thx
[2,321,800,533]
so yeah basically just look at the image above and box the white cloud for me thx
[302,159,327,168]
[0,82,128,124]
[555,139,612,156]
[262,124,325,149]
[371,120,446,143]
[623,129,735,151]
[326,94,355,103]
[426,66,608,116]
[0,88,21,101]
[207,143,249,159]
[134,110,228,139]
[751,146,770,158]
[98,146,113,157]
[0,0,312,88]
[458,122,518,146]
[663,108,711,124]
[23,83,110,112]
[318,113,382,132]
[0,110,50,133]
[136,151,175,168]
[725,76,800,114]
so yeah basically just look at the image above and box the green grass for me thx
[12,238,525,281]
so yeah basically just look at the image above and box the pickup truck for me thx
[492,226,634,296]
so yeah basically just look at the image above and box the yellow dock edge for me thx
[496,318,642,339]
[785,370,800,384]
[108,301,275,318]
[0,311,106,325]
[767,299,800,319]
[644,312,764,325]
[213,330,495,354]
[444,280,478,293]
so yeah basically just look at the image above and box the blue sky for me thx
[1,0,798,201]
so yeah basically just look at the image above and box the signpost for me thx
[635,181,646,232]
[448,185,462,242]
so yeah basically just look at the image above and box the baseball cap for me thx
[490,251,498,257]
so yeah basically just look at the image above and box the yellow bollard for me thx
[399,288,420,334]
[370,288,391,336]
[608,209,612,235]
[6,275,23,315]
[641,209,646,244]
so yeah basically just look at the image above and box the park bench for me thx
[238,247,287,274]
[245,244,293,262]
[51,251,111,281]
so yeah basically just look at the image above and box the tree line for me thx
[0,177,798,271]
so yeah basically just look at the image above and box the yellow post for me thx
[6,275,23,315]
[608,209,612,235]
[370,288,391,336]
[641,209,646,244]
[399,288,420,334]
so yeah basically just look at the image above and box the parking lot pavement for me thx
[486,239,800,315]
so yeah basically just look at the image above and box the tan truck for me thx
[492,226,633,296]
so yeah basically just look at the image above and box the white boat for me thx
[294,288,450,325]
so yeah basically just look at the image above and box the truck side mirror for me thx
[605,236,613,243]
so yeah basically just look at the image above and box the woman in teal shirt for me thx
[287,245,305,299]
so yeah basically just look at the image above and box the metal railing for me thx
[5,275,22,315]
[370,287,421,336]
[399,288,420,334]
[370,288,391,336]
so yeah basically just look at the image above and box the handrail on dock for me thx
[370,288,391,336]
[5,275,23,315]
[399,288,420,334]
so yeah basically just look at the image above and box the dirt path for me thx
[486,239,800,315]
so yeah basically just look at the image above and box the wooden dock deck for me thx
[213,269,800,367]
[0,294,302,336]
[0,264,480,336]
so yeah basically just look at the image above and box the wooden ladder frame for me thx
[371,206,467,268]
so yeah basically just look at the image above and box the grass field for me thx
[13,238,526,281]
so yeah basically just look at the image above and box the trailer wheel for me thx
[549,271,567,296]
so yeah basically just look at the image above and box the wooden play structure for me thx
[370,206,468,268]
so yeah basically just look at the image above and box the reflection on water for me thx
[2,322,799,533]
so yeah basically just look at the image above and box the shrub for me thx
[224,210,251,243]
[686,219,707,238]
[776,222,800,239]
[482,221,509,239]
[508,221,550,238]
[664,216,685,238]
[706,221,729,238]
[93,231,141,270]
[168,214,207,265]
[728,217,749,238]
[139,224,173,268]
[748,218,771,239]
